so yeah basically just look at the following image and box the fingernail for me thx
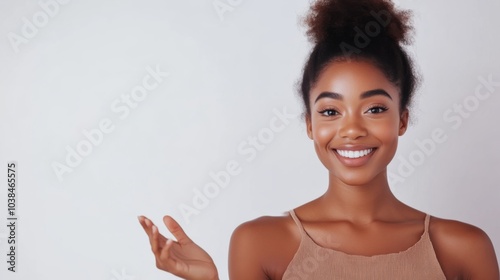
[137,216,142,222]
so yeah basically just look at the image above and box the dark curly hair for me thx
[298,0,419,121]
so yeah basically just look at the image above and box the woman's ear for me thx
[399,109,409,136]
[306,114,313,140]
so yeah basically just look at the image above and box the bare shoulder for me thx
[430,216,492,244]
[230,214,299,257]
[232,214,293,234]
[229,214,300,280]
[429,216,499,279]
[429,216,495,254]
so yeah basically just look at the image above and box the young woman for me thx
[138,0,499,279]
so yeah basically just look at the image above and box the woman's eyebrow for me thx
[361,89,392,100]
[314,89,393,104]
[315,92,343,103]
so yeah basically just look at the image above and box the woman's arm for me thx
[457,226,499,279]
[228,221,269,280]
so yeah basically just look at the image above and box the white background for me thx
[0,0,499,279]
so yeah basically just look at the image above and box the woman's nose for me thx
[338,115,368,140]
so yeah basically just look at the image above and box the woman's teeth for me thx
[336,148,374,159]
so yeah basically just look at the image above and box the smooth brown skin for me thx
[137,215,219,280]
[139,61,499,280]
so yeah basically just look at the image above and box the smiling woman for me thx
[138,0,499,279]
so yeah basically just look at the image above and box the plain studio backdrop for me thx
[0,0,499,279]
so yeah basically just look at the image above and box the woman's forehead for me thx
[311,60,400,101]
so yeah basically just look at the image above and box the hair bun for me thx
[303,0,413,45]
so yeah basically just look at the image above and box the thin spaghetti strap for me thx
[424,213,431,234]
[289,209,306,235]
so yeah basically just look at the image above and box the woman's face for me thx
[306,60,409,187]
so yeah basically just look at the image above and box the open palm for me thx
[138,215,219,280]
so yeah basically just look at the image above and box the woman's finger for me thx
[138,216,152,237]
[158,239,182,273]
[152,224,169,256]
[138,216,160,252]
[138,216,148,227]
[163,215,192,245]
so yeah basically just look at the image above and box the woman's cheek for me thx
[373,118,399,137]
[315,122,336,144]
[377,121,400,152]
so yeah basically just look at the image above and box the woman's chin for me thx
[340,179,373,187]
[329,170,384,188]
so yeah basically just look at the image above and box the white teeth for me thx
[336,148,373,159]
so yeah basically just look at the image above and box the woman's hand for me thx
[138,215,219,280]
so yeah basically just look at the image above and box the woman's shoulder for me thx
[430,215,491,241]
[429,215,499,278]
[228,211,301,278]
[230,212,299,247]
[429,215,494,252]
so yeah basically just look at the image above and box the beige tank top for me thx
[282,209,447,279]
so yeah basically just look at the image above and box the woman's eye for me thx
[319,109,339,116]
[367,106,388,114]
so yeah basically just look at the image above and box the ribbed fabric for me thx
[282,209,447,280]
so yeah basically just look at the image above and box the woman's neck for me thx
[318,170,404,224]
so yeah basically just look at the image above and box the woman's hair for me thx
[298,0,418,120]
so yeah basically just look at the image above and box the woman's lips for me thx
[336,148,374,158]
[333,148,376,167]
